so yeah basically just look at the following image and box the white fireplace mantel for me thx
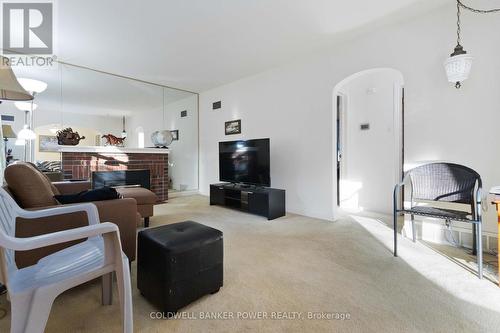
[56,146,169,154]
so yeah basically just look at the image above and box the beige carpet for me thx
[2,195,500,332]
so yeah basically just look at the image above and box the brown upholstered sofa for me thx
[54,181,158,228]
[3,162,139,268]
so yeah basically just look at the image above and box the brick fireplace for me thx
[60,148,169,201]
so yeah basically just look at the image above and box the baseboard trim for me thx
[403,218,497,253]
[168,190,201,198]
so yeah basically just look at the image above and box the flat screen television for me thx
[219,138,270,187]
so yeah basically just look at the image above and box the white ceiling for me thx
[56,0,448,92]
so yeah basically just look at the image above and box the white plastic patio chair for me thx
[0,188,133,333]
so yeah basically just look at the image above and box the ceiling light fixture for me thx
[445,0,500,89]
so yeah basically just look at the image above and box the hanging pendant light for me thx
[17,124,36,140]
[444,1,473,89]
[444,1,500,88]
[121,116,127,138]
[444,46,473,89]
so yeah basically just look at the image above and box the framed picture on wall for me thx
[225,119,241,135]
[171,130,179,141]
[39,135,58,151]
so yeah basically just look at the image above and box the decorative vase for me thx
[151,130,173,147]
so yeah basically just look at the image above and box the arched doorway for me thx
[333,68,404,215]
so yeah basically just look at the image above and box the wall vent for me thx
[212,101,221,110]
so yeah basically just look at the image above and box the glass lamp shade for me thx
[444,54,473,87]
[0,57,33,101]
[14,101,38,111]
[17,78,47,94]
[17,125,36,140]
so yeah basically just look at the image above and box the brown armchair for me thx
[4,162,139,268]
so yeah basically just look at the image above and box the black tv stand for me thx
[231,183,258,189]
[210,183,286,220]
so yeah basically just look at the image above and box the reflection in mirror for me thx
[163,89,198,193]
[60,64,164,149]
[0,65,61,173]
[0,63,198,193]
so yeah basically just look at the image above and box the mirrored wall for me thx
[0,63,199,193]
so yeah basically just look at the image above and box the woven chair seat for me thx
[393,162,483,279]
[400,206,472,222]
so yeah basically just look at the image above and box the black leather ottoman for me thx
[137,221,223,314]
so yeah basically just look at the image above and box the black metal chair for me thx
[393,162,483,279]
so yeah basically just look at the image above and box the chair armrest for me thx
[475,187,482,219]
[394,182,405,193]
[18,203,100,225]
[393,182,405,211]
[3,222,118,251]
[92,198,138,262]
[52,181,92,195]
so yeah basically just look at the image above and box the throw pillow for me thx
[5,163,59,208]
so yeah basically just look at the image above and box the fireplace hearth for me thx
[92,170,151,190]
[60,147,168,201]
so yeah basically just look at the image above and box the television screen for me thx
[219,138,270,187]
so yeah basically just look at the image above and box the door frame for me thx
[335,92,348,207]
[332,68,405,218]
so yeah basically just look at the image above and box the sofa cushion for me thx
[52,181,91,195]
[5,162,59,208]
[26,162,60,195]
[43,173,61,196]
[116,187,158,205]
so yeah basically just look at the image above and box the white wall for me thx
[200,62,334,220]
[126,94,199,191]
[339,70,401,214]
[126,106,162,148]
[164,95,199,191]
[199,3,500,233]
